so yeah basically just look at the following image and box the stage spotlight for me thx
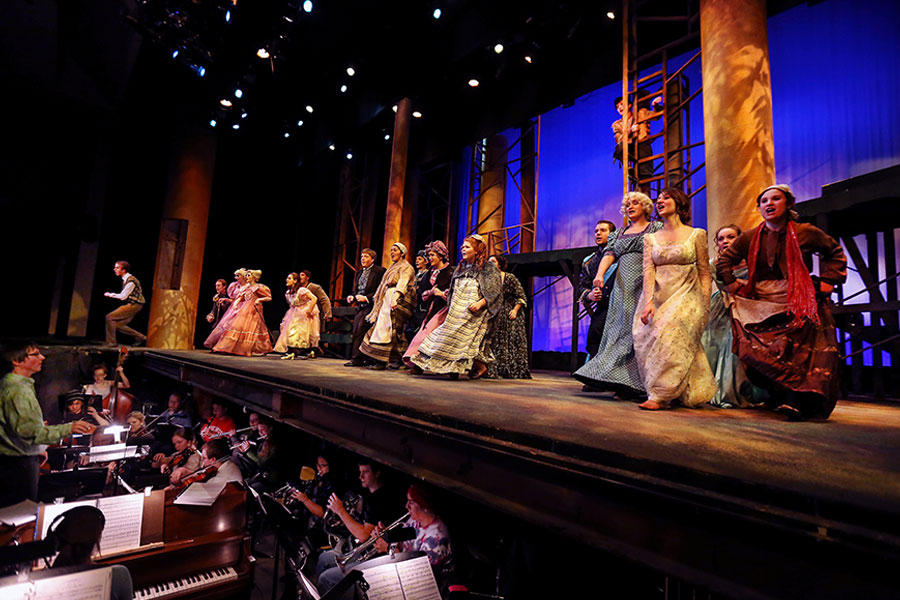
[283,15,294,23]
[306,105,314,113]
[241,112,248,119]
[172,50,179,59]
[284,132,290,138]
[257,48,270,59]
[524,55,533,64]
[210,119,217,127]
[606,11,615,19]
[191,65,206,77]
[468,78,479,87]
[199,67,205,77]
[220,99,233,107]
[346,152,353,159]
[297,120,304,126]
[232,124,240,130]
[384,134,390,140]
[494,43,504,54]
[303,0,313,13]
[340,84,348,93]
[225,10,231,22]
[412,111,422,118]
[234,89,243,98]
[392,104,398,113]
[433,8,441,19]
[346,67,355,77]
[328,143,335,151]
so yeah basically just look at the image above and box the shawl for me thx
[447,260,503,317]
[367,259,414,323]
[739,221,819,325]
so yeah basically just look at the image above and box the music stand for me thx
[37,467,108,503]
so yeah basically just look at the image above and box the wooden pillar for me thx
[383,98,412,266]
[700,0,775,235]
[519,122,536,254]
[478,134,507,256]
[147,128,216,348]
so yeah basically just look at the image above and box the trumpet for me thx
[336,511,410,569]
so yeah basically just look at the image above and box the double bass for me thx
[103,346,135,422]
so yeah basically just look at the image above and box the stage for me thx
[143,349,900,598]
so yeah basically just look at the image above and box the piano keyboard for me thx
[133,566,238,599]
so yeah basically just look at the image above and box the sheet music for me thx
[0,499,38,527]
[395,556,441,600]
[33,567,112,600]
[40,500,96,540]
[95,493,144,556]
[173,479,228,506]
[358,563,405,600]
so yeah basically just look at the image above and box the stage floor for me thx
[147,350,900,514]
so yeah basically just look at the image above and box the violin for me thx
[103,347,135,422]
[162,447,194,474]
[171,462,219,490]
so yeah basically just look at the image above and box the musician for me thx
[200,438,243,485]
[83,363,131,397]
[0,342,93,505]
[199,399,236,443]
[125,411,153,444]
[315,461,405,593]
[153,427,201,486]
[103,260,147,346]
[231,411,260,476]
[290,453,335,521]
[244,417,285,493]
[62,395,109,428]
[159,391,193,429]
[375,483,453,574]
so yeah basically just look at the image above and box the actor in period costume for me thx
[633,188,716,410]
[104,260,147,346]
[205,269,249,348]
[344,249,386,366]
[485,255,531,379]
[410,235,502,379]
[403,241,454,366]
[212,269,273,356]
[574,192,661,398]
[360,243,416,370]
[206,279,233,328]
[716,184,847,420]
[404,250,433,341]
[274,272,320,360]
[577,220,617,360]
[702,225,764,408]
[297,271,332,346]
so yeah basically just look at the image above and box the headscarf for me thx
[425,240,449,262]
[756,184,800,221]
[392,242,408,257]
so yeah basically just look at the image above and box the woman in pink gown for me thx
[204,268,248,348]
[212,269,273,356]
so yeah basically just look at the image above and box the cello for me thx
[103,346,135,422]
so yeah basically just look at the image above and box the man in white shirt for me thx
[103,261,147,346]
[201,438,243,486]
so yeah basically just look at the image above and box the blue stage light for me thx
[234,89,243,98]
[303,1,313,13]
[225,10,231,22]
[172,50,179,59]
[232,124,240,130]
[433,8,442,19]
[210,120,217,127]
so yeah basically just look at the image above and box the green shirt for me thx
[0,372,73,456]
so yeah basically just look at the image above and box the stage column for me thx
[147,128,216,348]
[478,133,507,256]
[383,97,412,266]
[700,0,774,234]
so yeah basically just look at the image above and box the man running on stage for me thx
[0,342,94,506]
[104,260,147,346]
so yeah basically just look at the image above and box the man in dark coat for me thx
[344,249,386,366]
[578,220,617,361]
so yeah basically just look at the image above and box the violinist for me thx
[231,411,260,476]
[83,363,130,397]
[62,395,109,428]
[152,427,200,486]
[199,399,236,443]
[125,411,154,444]
[199,438,242,485]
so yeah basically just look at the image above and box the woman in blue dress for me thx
[573,192,661,399]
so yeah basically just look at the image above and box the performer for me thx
[84,363,130,396]
[152,426,201,486]
[298,270,332,354]
[360,243,416,370]
[380,484,453,577]
[717,184,847,420]
[633,188,716,410]
[402,241,454,367]
[410,235,502,379]
[199,399,236,442]
[103,261,147,346]
[573,192,662,398]
[289,453,335,522]
[206,279,233,327]
[404,250,433,341]
[702,225,764,408]
[212,269,273,356]
[485,255,531,379]
[199,438,244,485]
[243,417,285,492]
[159,391,193,429]
[61,395,108,428]
[612,94,662,192]
[274,272,320,360]
[204,268,249,348]
[578,220,617,361]
[0,342,93,505]
[344,249,386,366]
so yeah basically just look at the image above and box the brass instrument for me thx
[336,511,410,569]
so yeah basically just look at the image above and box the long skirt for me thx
[411,278,493,375]
[730,280,840,418]
[213,304,273,356]
[274,306,320,352]
[359,290,414,364]
[403,307,448,366]
[204,300,241,348]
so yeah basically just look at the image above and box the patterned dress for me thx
[212,284,273,356]
[360,259,415,364]
[485,272,531,379]
[632,228,717,406]
[573,221,662,394]
[204,282,244,348]
[274,287,320,352]
[411,261,502,375]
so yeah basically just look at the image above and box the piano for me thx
[93,483,254,599]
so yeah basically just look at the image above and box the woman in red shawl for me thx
[716,184,847,420]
